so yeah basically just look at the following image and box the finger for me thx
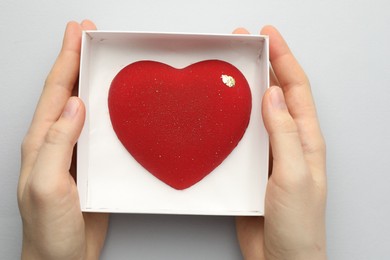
[28,20,96,147]
[261,26,325,173]
[84,213,110,258]
[70,20,97,180]
[236,216,265,259]
[232,27,250,34]
[269,66,280,88]
[261,26,313,117]
[81,19,97,30]
[21,21,83,170]
[20,22,84,198]
[262,86,310,186]
[23,21,96,168]
[29,22,83,137]
[71,20,97,98]
[21,97,85,199]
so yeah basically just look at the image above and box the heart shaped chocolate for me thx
[108,60,251,190]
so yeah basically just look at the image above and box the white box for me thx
[78,31,269,215]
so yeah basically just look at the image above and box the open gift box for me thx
[77,31,269,215]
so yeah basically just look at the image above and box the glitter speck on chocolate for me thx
[221,75,235,87]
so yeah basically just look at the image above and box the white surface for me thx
[1,0,390,259]
[78,31,269,215]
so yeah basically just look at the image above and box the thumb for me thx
[262,87,310,188]
[27,97,85,198]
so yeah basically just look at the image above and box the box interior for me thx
[78,31,269,215]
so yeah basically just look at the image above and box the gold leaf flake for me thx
[221,75,235,87]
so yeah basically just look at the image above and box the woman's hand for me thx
[235,26,327,260]
[18,20,109,260]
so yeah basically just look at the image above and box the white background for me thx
[1,0,389,259]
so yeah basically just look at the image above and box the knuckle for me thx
[44,76,70,96]
[21,133,38,158]
[28,183,56,207]
[273,115,299,135]
[28,181,50,203]
[21,135,30,155]
[284,78,309,92]
[44,72,59,87]
[44,76,55,90]
[45,125,72,147]
[302,135,326,155]
[27,174,72,205]
[316,137,326,154]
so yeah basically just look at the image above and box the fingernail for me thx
[269,87,287,110]
[62,98,79,118]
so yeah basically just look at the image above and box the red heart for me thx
[108,60,252,190]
